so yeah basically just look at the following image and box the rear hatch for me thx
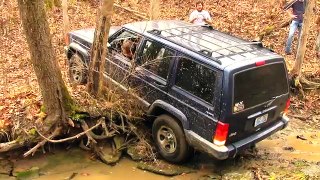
[222,59,289,144]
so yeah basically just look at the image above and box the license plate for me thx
[254,114,268,127]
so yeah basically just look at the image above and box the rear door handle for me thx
[206,111,214,117]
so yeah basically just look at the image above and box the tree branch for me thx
[24,126,62,157]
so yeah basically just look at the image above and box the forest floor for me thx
[1,0,320,179]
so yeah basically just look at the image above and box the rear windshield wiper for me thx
[265,94,287,107]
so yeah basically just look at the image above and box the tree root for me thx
[300,76,320,90]
[23,126,62,157]
[34,120,102,144]
[0,140,24,153]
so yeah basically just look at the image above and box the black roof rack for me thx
[148,23,263,65]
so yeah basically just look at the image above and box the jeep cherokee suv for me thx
[65,20,290,163]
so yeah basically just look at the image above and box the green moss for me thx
[40,105,46,113]
[15,136,24,143]
[28,128,37,136]
[69,112,89,121]
[16,167,40,180]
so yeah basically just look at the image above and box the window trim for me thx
[108,28,142,61]
[231,62,289,114]
[173,55,217,104]
[137,39,177,82]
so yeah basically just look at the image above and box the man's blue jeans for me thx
[285,20,303,53]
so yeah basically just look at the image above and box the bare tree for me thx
[316,16,320,58]
[62,0,70,36]
[291,0,316,76]
[87,0,114,97]
[14,0,74,153]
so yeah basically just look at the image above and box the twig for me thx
[287,114,310,120]
[81,118,116,140]
[24,127,62,157]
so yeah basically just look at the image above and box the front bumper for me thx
[185,115,289,160]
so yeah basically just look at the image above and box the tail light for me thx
[65,34,70,45]
[255,60,265,66]
[284,98,290,114]
[213,122,229,146]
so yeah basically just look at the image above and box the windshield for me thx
[233,63,288,113]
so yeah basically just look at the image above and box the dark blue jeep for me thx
[65,20,290,163]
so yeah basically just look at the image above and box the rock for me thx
[301,164,320,178]
[126,145,144,161]
[16,167,40,180]
[222,170,254,180]
[137,160,195,176]
[95,137,125,165]
[113,135,125,151]
[198,174,221,179]
[0,159,12,175]
[283,146,295,152]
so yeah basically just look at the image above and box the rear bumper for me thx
[185,115,289,160]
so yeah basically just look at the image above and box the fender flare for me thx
[67,42,90,61]
[147,100,189,130]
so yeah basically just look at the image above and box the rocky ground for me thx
[1,0,320,179]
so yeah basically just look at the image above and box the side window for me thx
[109,30,141,60]
[175,57,216,103]
[140,40,174,80]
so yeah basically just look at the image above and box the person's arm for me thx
[203,11,212,24]
[189,11,197,23]
[287,7,297,19]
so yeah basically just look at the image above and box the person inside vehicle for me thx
[189,1,212,25]
[121,39,136,60]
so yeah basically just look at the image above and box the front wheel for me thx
[69,53,88,85]
[152,114,192,163]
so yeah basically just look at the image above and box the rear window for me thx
[233,63,288,113]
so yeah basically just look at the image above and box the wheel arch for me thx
[147,100,189,130]
[67,42,89,62]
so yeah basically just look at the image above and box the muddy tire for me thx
[152,114,192,163]
[69,53,88,84]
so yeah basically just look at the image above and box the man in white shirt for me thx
[189,1,212,25]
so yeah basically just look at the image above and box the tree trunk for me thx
[316,32,320,58]
[62,0,70,38]
[87,0,114,97]
[149,0,160,20]
[316,16,320,58]
[291,0,316,76]
[17,0,73,130]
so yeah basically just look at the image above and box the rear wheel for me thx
[69,53,88,84]
[152,114,192,163]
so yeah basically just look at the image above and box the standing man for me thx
[189,1,212,25]
[285,0,306,55]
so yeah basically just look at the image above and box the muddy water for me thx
[11,148,209,180]
[5,131,320,179]
[257,132,320,162]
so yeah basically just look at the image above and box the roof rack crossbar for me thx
[211,42,263,53]
[163,28,226,50]
[159,24,212,32]
[164,29,209,38]
[166,28,252,54]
